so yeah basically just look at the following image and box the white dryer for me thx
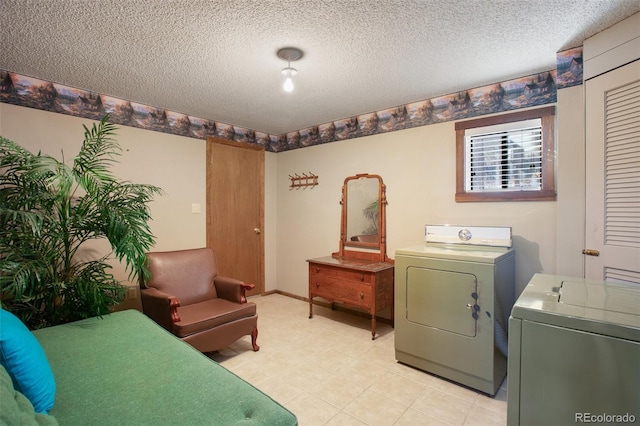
[394,225,515,395]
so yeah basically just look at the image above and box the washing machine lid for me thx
[559,280,640,316]
[512,274,640,342]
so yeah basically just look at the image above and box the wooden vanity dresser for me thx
[307,174,394,340]
[308,255,393,339]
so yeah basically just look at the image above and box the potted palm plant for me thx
[0,115,162,329]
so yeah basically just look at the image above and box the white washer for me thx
[508,273,640,425]
[394,225,515,395]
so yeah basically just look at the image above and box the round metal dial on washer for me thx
[458,229,472,241]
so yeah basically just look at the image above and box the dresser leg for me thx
[309,298,314,319]
[371,315,377,340]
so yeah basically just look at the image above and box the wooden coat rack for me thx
[289,172,318,190]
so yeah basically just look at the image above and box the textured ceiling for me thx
[1,1,640,135]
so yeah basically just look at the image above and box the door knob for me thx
[582,248,599,256]
[254,228,261,234]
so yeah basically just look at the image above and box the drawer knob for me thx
[360,275,364,281]
[315,282,320,288]
[360,292,364,299]
[315,267,320,273]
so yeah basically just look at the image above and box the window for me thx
[455,106,556,202]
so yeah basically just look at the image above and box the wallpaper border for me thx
[1,47,582,153]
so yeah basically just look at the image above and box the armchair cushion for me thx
[174,299,257,338]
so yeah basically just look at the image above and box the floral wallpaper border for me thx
[1,47,582,153]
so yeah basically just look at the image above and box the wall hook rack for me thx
[289,172,318,190]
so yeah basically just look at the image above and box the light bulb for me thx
[281,66,297,93]
[283,77,294,92]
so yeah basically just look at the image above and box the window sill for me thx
[455,190,557,202]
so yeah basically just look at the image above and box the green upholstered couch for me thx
[31,309,297,425]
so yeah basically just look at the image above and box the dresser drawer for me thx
[309,263,372,284]
[309,277,372,308]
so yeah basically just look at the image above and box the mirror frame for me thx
[333,173,391,263]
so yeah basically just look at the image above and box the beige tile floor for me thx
[208,293,507,426]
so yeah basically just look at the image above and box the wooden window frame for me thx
[455,106,556,202]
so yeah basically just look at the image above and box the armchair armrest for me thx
[214,276,255,303]
[139,287,181,330]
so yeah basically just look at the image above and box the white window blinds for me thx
[464,118,542,192]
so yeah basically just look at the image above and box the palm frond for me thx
[0,208,44,236]
[95,181,163,281]
[0,137,37,168]
[73,115,120,195]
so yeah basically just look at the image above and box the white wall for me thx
[275,118,560,298]
[555,85,586,277]
[0,104,207,290]
[0,104,287,297]
[1,88,586,301]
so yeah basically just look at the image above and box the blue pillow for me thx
[0,309,56,413]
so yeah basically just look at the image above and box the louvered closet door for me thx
[585,60,640,284]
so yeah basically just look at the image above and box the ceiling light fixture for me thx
[277,47,303,93]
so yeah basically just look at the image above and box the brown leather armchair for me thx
[139,247,259,353]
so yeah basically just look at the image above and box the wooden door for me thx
[585,60,640,284]
[206,137,264,296]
